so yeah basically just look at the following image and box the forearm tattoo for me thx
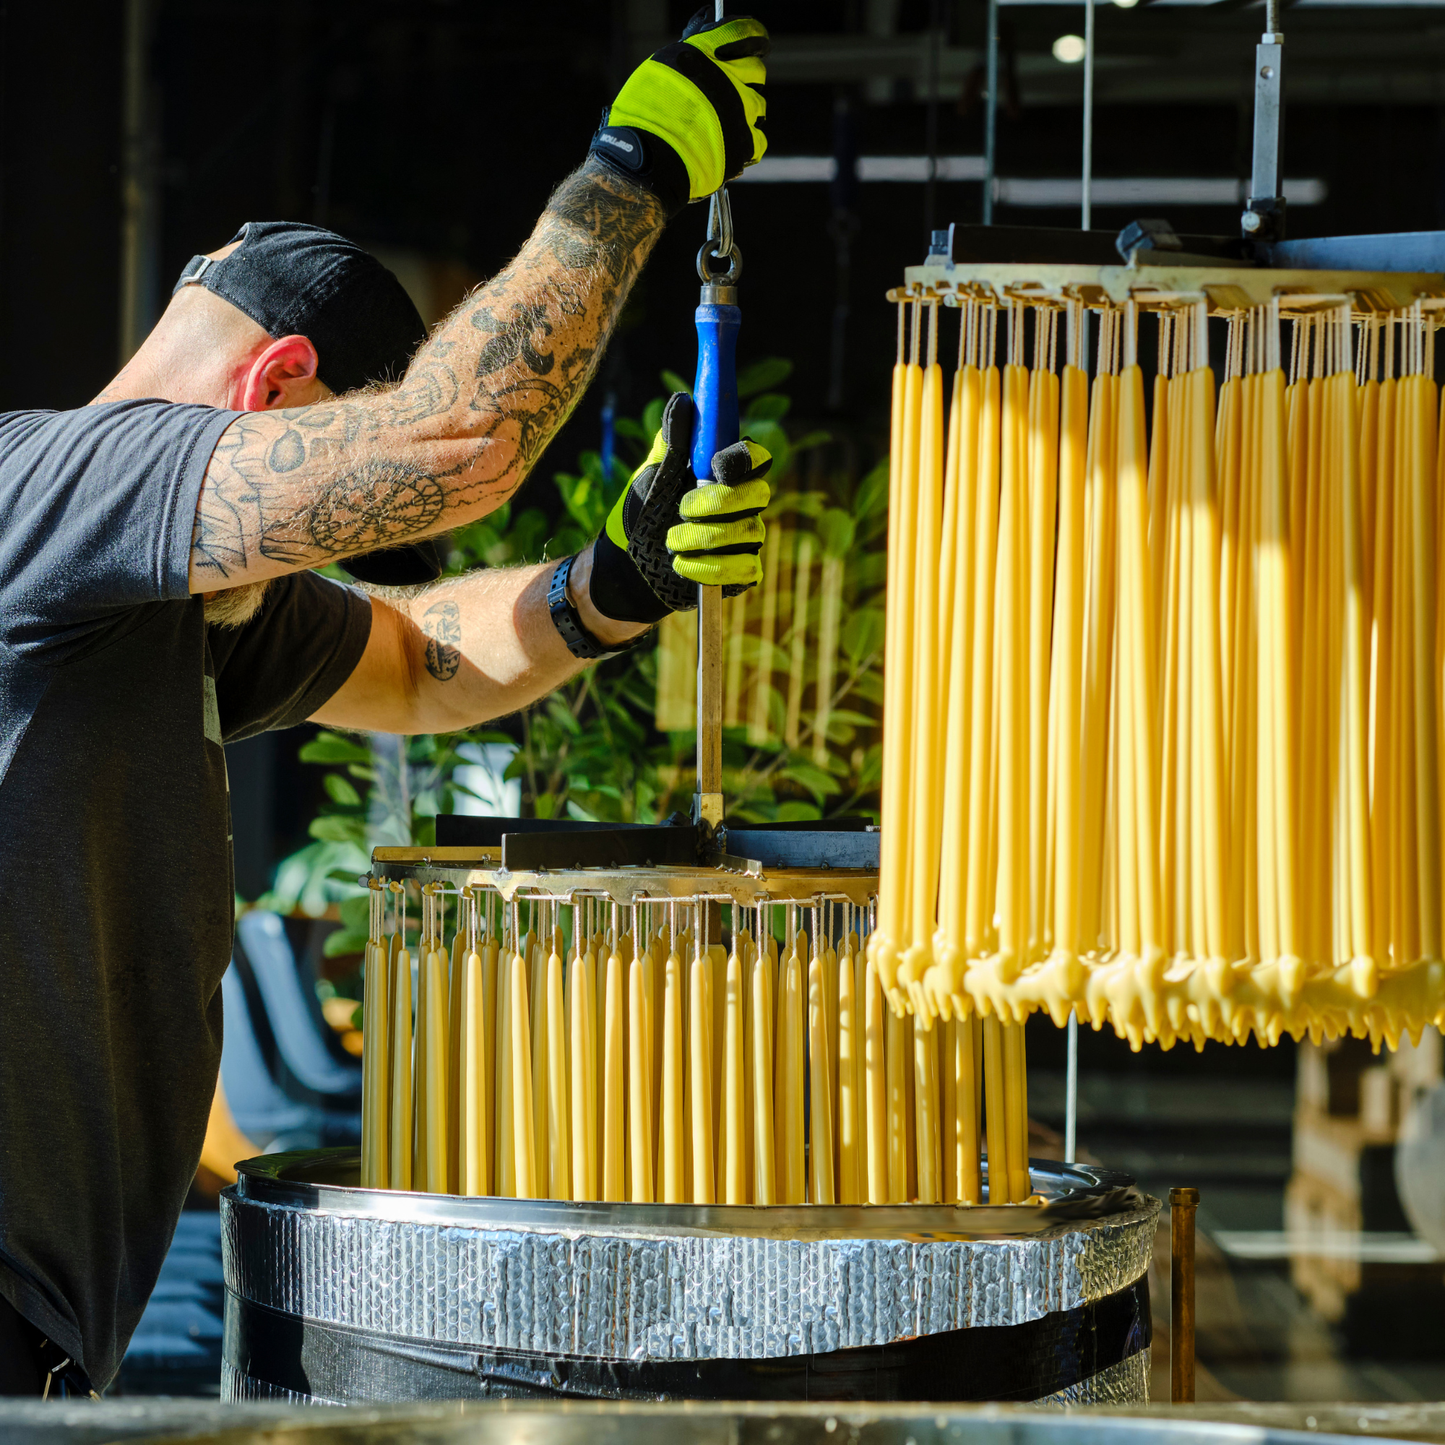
[191,163,666,583]
[420,600,462,682]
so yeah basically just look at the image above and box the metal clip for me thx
[697,185,743,285]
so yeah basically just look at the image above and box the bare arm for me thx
[310,540,646,735]
[190,161,666,593]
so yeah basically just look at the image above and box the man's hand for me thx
[587,392,770,624]
[589,10,769,216]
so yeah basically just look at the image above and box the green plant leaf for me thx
[776,800,822,823]
[615,417,648,441]
[323,774,361,807]
[851,552,889,590]
[744,393,791,423]
[791,429,832,452]
[854,460,890,521]
[817,507,856,559]
[765,489,827,520]
[641,396,666,441]
[338,894,371,931]
[309,814,367,845]
[660,368,692,396]
[853,671,886,705]
[841,607,886,665]
[858,743,883,788]
[300,733,372,765]
[323,925,370,959]
[737,357,793,397]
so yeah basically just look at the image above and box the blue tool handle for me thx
[690,301,742,485]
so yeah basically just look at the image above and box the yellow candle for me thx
[361,938,390,1189]
[863,955,889,1204]
[458,948,490,1195]
[602,945,626,1201]
[659,945,685,1202]
[416,946,449,1193]
[836,942,861,1204]
[511,952,538,1199]
[496,939,514,1196]
[750,941,777,1204]
[721,943,747,1203]
[807,946,836,1203]
[628,951,654,1202]
[776,940,806,1203]
[689,947,716,1204]
[388,944,412,1192]
[982,1014,1008,1203]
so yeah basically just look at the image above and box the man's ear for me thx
[238,335,324,411]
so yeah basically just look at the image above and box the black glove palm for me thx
[588,392,771,624]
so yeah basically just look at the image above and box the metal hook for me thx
[697,185,743,284]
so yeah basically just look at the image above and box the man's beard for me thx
[203,581,272,628]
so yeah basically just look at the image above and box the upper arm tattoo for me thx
[192,163,665,586]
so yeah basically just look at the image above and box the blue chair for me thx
[219,965,322,1144]
[235,911,362,1102]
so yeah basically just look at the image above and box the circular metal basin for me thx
[222,1151,1158,1406]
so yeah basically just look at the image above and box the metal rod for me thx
[983,0,998,225]
[1170,1186,1199,1403]
[1244,0,1285,240]
[696,584,725,816]
[1081,0,1095,231]
[924,0,941,238]
[1064,1015,1078,1162]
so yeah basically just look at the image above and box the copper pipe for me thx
[1170,1186,1199,1403]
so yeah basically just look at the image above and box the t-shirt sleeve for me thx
[0,400,238,628]
[210,571,373,742]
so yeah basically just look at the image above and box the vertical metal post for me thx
[693,0,729,825]
[1064,1016,1078,1162]
[1064,0,1097,1152]
[1081,0,1095,230]
[982,0,998,224]
[1170,1186,1199,1403]
[119,0,161,363]
[1243,0,1285,241]
[924,0,942,239]
[696,584,724,825]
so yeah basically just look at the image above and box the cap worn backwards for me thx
[174,222,442,586]
[173,221,428,396]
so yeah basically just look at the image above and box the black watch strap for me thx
[548,555,645,661]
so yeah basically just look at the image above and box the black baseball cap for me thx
[174,221,442,586]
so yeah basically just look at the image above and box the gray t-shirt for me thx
[0,399,372,1388]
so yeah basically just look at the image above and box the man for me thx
[0,12,770,1395]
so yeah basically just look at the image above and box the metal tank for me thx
[221,1150,1158,1405]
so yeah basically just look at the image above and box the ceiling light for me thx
[1114,0,1139,9]
[1052,33,1087,62]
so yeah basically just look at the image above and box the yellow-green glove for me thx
[588,9,769,217]
[587,392,771,624]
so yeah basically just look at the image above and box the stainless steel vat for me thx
[221,1150,1158,1405]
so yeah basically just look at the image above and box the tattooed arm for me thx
[309,546,644,734]
[189,160,666,593]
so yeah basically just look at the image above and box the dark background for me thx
[4,0,1442,891]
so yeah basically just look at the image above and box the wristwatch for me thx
[547,554,646,661]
